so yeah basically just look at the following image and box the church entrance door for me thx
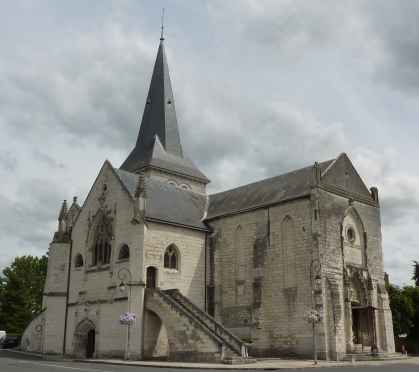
[146,266,157,289]
[351,306,376,352]
[86,329,95,358]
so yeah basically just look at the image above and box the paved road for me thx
[1,351,418,372]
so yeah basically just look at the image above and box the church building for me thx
[21,34,395,362]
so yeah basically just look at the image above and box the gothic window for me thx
[342,207,366,266]
[282,216,296,288]
[75,254,84,268]
[118,244,130,260]
[91,210,113,266]
[164,244,179,270]
[234,225,245,281]
[253,280,262,308]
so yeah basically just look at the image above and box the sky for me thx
[1,0,419,285]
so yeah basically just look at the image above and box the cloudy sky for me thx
[1,0,419,285]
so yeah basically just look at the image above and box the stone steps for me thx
[163,289,248,359]
[149,289,250,362]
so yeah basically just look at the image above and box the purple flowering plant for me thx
[120,312,136,324]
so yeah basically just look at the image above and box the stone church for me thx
[21,35,395,362]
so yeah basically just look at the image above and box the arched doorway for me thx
[73,319,96,358]
[86,329,95,358]
[146,266,157,288]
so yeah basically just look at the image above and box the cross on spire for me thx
[160,8,165,41]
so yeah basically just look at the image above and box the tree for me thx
[0,255,48,334]
[387,284,415,337]
[413,261,419,287]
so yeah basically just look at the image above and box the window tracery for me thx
[91,210,113,266]
[164,244,179,270]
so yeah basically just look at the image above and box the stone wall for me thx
[208,197,316,357]
[21,312,45,353]
[317,188,395,359]
[42,241,70,354]
[64,162,146,358]
[143,222,206,308]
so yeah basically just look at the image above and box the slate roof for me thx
[115,168,208,231]
[120,39,209,183]
[206,160,334,220]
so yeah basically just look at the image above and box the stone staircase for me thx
[148,288,251,363]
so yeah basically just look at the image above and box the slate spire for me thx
[121,37,209,183]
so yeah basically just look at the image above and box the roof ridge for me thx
[209,160,333,197]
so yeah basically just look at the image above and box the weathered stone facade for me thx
[21,38,395,362]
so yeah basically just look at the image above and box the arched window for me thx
[91,210,113,266]
[282,216,296,288]
[75,254,84,268]
[342,207,366,266]
[118,244,130,260]
[164,245,179,270]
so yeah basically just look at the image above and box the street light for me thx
[118,267,133,360]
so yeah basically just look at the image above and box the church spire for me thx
[121,32,209,184]
[121,34,184,170]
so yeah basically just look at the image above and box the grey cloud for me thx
[0,151,18,172]
[0,26,152,149]
[363,1,419,93]
[0,179,64,249]
[179,82,346,191]
[1,1,419,286]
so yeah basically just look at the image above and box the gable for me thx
[321,153,372,200]
[72,160,134,233]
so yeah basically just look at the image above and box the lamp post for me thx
[118,267,133,360]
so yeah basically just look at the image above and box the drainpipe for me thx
[204,232,208,311]
[62,227,73,355]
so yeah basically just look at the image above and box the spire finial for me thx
[160,8,165,41]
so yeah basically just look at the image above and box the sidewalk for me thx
[81,356,419,370]
[4,349,419,370]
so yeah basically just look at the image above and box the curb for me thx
[0,349,73,362]
[74,356,417,370]
[3,350,417,370]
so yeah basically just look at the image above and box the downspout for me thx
[204,233,208,312]
[62,227,73,355]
